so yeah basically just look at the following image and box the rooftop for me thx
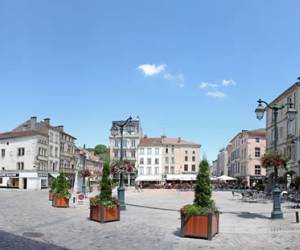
[139,136,201,147]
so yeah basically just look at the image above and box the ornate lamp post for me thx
[255,98,297,219]
[111,116,133,211]
[82,144,87,197]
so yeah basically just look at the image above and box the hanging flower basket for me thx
[81,169,92,177]
[111,160,135,175]
[261,151,289,169]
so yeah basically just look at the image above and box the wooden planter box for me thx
[181,212,219,240]
[52,196,69,208]
[49,191,54,201]
[90,204,120,223]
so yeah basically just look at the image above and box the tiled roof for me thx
[139,137,200,147]
[0,130,47,140]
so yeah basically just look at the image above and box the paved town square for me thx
[0,189,299,250]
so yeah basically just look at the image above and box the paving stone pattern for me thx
[0,189,300,250]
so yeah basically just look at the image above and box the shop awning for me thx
[135,175,162,182]
[166,174,197,181]
[49,173,59,178]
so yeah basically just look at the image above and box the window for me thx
[131,150,136,158]
[192,165,196,172]
[193,151,195,154]
[123,139,128,148]
[255,165,261,175]
[131,139,136,148]
[17,148,25,156]
[184,164,188,171]
[192,156,196,162]
[17,162,24,170]
[114,150,118,158]
[50,146,53,157]
[147,158,151,165]
[165,166,169,174]
[155,158,159,165]
[114,140,119,147]
[55,147,58,157]
[165,147,169,154]
[147,148,152,155]
[171,157,175,164]
[140,158,144,165]
[1,149,5,157]
[0,178,2,184]
[256,138,260,143]
[147,167,151,175]
[140,148,144,155]
[171,146,174,154]
[170,166,175,174]
[122,151,127,158]
[165,157,169,164]
[255,147,261,158]
[140,167,144,175]
[154,167,159,175]
[185,156,188,162]
[155,148,159,155]
[185,150,188,154]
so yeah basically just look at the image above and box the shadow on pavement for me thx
[0,230,69,250]
[237,212,270,219]
[173,228,183,238]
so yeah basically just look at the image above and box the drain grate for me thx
[23,232,44,238]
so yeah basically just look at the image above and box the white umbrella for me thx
[217,175,237,181]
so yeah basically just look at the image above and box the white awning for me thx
[217,175,237,181]
[166,174,197,181]
[135,175,162,182]
[49,173,59,178]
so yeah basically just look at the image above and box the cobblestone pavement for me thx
[0,189,300,250]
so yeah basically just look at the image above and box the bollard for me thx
[296,212,299,224]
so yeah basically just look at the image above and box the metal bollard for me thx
[296,212,299,224]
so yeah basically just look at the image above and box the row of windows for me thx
[139,164,197,175]
[113,150,136,159]
[114,139,136,148]
[0,148,25,158]
[140,148,160,155]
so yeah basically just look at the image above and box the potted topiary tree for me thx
[52,173,70,208]
[49,177,57,201]
[181,160,219,240]
[90,162,120,223]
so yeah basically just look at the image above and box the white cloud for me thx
[222,79,236,87]
[164,73,185,88]
[198,82,218,89]
[137,64,166,76]
[207,91,226,98]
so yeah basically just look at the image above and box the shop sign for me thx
[0,173,19,177]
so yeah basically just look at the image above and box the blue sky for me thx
[0,0,300,162]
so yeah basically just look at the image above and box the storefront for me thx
[0,172,48,190]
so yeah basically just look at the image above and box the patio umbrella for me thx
[217,175,237,181]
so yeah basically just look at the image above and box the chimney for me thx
[30,116,37,130]
[56,125,64,132]
[177,137,182,143]
[44,118,50,126]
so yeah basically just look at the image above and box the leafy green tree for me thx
[194,160,213,208]
[54,173,70,199]
[99,162,112,202]
[92,144,110,162]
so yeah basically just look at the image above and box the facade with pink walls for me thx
[227,129,266,187]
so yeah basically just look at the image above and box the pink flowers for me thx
[261,151,289,169]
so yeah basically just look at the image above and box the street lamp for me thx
[255,98,297,219]
[82,144,87,197]
[111,116,133,211]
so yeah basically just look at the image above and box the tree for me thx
[99,162,112,202]
[54,173,70,199]
[194,160,213,208]
[93,144,110,162]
